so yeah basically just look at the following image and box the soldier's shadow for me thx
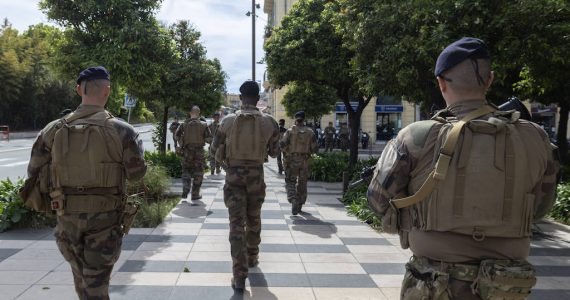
[228,272,278,300]
[289,211,338,239]
[170,199,212,220]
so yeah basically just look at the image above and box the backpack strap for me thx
[390,104,496,209]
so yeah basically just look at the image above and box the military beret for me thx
[294,111,305,119]
[76,66,110,84]
[434,37,490,77]
[213,112,221,117]
[239,81,260,97]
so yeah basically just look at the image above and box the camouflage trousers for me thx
[182,146,205,197]
[55,211,123,300]
[339,138,349,152]
[276,150,284,173]
[324,138,334,152]
[223,165,266,279]
[284,155,309,205]
[208,146,221,174]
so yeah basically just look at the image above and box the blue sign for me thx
[375,105,403,113]
[124,94,137,108]
[335,102,359,112]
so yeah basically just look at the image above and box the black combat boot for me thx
[182,190,189,199]
[231,277,246,293]
[292,203,300,216]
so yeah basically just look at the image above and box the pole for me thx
[128,107,132,123]
[252,0,256,81]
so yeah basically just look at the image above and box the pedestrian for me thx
[211,80,280,293]
[169,117,181,149]
[367,37,559,299]
[276,119,287,175]
[20,66,147,299]
[280,111,318,215]
[338,122,349,151]
[175,106,211,200]
[208,112,222,175]
[323,121,336,152]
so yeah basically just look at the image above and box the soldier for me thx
[338,122,349,152]
[276,119,287,175]
[21,66,147,299]
[169,117,181,149]
[367,38,559,299]
[323,121,336,152]
[208,112,222,175]
[175,106,211,200]
[280,111,318,215]
[211,81,280,292]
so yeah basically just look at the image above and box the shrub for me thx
[131,195,179,228]
[309,152,349,182]
[551,183,570,225]
[342,181,381,229]
[145,151,182,178]
[127,165,170,201]
[0,179,55,232]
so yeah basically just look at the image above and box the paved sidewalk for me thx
[1,159,569,299]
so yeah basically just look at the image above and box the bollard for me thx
[167,144,171,151]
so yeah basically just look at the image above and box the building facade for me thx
[263,0,420,144]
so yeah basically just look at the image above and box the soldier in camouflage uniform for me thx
[367,38,559,299]
[276,119,287,175]
[338,122,349,152]
[323,122,336,152]
[175,106,211,200]
[169,117,181,149]
[211,81,280,292]
[208,112,222,175]
[23,66,147,300]
[280,111,318,215]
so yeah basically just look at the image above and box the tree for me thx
[265,0,373,168]
[282,81,338,124]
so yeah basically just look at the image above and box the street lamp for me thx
[246,2,261,81]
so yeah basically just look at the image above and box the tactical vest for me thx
[182,119,206,146]
[50,111,124,193]
[289,125,313,154]
[225,110,266,163]
[324,127,335,138]
[339,127,349,138]
[393,106,539,240]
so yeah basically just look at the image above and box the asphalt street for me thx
[0,124,158,182]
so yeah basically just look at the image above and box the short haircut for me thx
[81,79,110,96]
[443,58,491,94]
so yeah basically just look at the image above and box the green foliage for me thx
[0,178,55,232]
[132,196,179,228]
[552,183,570,225]
[344,184,381,229]
[309,152,349,182]
[144,151,182,178]
[282,81,338,122]
[127,165,170,201]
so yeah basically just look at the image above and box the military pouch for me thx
[382,206,399,234]
[121,199,140,235]
[472,259,537,300]
[19,175,51,214]
[402,259,452,300]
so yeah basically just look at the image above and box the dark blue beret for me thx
[76,66,110,84]
[434,37,490,76]
[295,111,305,119]
[239,81,260,97]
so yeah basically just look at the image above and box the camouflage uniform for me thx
[211,104,280,281]
[169,120,180,148]
[26,105,146,300]
[323,125,335,152]
[338,125,349,152]
[280,123,318,211]
[276,124,287,174]
[208,119,221,174]
[175,117,211,199]
[367,101,558,299]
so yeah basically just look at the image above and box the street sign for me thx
[124,94,137,108]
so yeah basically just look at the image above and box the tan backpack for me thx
[392,105,540,239]
[50,111,124,194]
[182,119,206,146]
[289,125,313,154]
[225,110,266,163]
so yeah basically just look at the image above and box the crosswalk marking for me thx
[0,160,29,167]
[0,158,13,163]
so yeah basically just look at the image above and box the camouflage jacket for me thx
[27,105,147,183]
[324,126,336,139]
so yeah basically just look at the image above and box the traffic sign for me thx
[124,94,137,108]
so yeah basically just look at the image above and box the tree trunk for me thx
[557,102,569,164]
[159,105,169,154]
[347,108,362,169]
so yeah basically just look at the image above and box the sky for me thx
[0,0,268,94]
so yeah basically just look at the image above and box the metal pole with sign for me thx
[124,93,137,123]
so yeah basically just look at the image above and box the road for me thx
[0,124,162,182]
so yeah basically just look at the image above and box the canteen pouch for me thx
[402,258,452,300]
[472,259,536,300]
[121,199,140,235]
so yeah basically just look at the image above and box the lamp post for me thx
[247,2,261,82]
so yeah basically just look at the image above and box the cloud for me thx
[0,0,267,93]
